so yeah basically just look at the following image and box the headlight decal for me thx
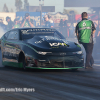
[73,51,83,54]
[37,51,52,55]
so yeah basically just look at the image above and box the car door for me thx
[3,30,20,63]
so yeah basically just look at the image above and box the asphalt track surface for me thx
[0,49,100,100]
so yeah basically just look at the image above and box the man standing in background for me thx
[75,12,96,69]
[69,22,75,38]
[21,13,34,28]
[48,15,54,28]
[6,16,14,31]
[59,19,64,34]
[44,15,54,28]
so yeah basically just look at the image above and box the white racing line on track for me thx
[94,64,100,66]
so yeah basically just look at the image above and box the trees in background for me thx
[10,8,14,12]
[2,3,9,12]
[15,0,22,11]
[15,0,29,12]
[2,4,13,12]
[24,0,29,11]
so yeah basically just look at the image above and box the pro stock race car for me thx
[0,28,84,70]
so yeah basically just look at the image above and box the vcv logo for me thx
[49,43,67,47]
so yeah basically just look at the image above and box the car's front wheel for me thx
[22,58,26,70]
[18,52,26,70]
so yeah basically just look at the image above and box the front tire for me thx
[18,52,26,70]
[22,58,26,70]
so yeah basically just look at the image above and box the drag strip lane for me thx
[0,50,100,100]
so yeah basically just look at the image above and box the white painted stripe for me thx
[94,64,100,66]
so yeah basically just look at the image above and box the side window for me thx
[4,32,9,39]
[54,32,61,39]
[7,30,19,40]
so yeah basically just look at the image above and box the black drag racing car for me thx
[0,28,84,69]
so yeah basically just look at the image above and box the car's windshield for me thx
[21,29,65,40]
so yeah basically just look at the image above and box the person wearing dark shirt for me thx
[59,19,64,34]
[21,13,34,28]
[75,12,96,69]
[6,16,14,31]
[69,22,75,38]
[63,20,68,38]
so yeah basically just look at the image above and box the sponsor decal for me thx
[21,29,56,34]
[35,38,45,44]
[49,43,67,47]
[45,36,60,41]
[3,48,19,57]
[79,27,91,30]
